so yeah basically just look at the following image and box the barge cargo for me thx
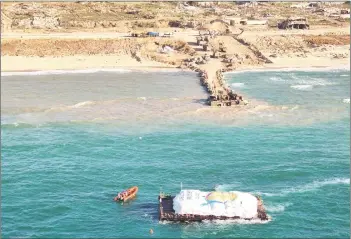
[158,190,269,222]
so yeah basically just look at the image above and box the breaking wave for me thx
[227,65,349,75]
[256,178,349,197]
[290,105,299,111]
[70,101,95,108]
[44,101,96,112]
[343,98,350,104]
[269,76,284,82]
[1,68,131,77]
[1,122,43,129]
[268,74,339,87]
[290,85,313,90]
[231,83,245,88]
[297,78,336,86]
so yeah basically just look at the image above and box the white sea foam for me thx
[1,120,44,128]
[44,101,96,113]
[290,105,299,111]
[265,205,285,212]
[225,65,350,75]
[265,202,293,213]
[214,183,241,191]
[1,68,131,76]
[71,101,95,108]
[301,77,336,86]
[270,75,336,87]
[256,178,350,197]
[288,74,336,86]
[269,76,284,82]
[159,218,271,225]
[257,113,274,118]
[290,85,313,90]
[343,98,350,104]
[231,83,245,88]
[202,218,271,225]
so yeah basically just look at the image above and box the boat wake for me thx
[265,202,293,213]
[255,178,349,197]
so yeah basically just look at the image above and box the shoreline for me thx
[2,61,349,77]
[224,64,350,75]
[0,55,181,75]
[1,66,187,76]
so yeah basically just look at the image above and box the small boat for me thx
[114,186,138,202]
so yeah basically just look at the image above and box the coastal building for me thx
[278,17,310,30]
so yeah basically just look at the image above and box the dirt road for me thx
[2,26,349,40]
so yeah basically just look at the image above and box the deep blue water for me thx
[1,69,350,238]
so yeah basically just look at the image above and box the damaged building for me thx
[278,17,310,30]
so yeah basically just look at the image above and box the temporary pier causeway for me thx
[190,66,248,107]
[180,29,275,107]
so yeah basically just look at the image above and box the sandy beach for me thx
[1,49,350,73]
[1,55,177,73]
[2,29,349,74]
[1,2,350,78]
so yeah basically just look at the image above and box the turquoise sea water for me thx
[1,68,350,238]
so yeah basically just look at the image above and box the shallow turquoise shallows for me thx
[1,68,350,238]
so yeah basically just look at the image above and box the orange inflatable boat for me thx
[114,186,138,202]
